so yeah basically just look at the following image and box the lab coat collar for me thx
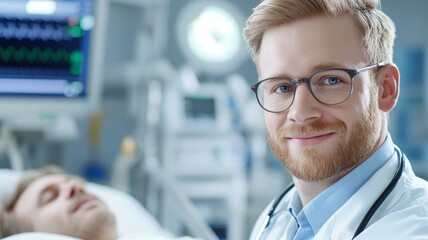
[314,148,402,240]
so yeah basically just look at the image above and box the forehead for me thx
[258,14,365,78]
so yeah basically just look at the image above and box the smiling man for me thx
[244,0,428,239]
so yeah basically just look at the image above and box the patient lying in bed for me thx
[0,167,198,240]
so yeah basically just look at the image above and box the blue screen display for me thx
[0,0,94,98]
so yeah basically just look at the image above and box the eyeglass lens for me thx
[256,69,353,112]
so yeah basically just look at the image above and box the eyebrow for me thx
[261,62,349,81]
[311,62,348,72]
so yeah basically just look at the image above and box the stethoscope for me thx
[256,147,405,240]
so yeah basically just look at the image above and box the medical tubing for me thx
[352,150,404,239]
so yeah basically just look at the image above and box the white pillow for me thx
[0,168,174,239]
[2,232,80,240]
[0,168,22,207]
[86,183,174,237]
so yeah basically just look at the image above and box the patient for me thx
[0,166,193,240]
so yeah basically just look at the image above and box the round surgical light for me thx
[177,0,247,75]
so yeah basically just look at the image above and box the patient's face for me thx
[13,174,117,240]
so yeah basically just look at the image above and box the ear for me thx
[377,63,400,112]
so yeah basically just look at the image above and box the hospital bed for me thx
[0,167,218,240]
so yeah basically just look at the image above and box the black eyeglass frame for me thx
[251,63,385,113]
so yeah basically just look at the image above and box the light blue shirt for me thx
[288,135,396,240]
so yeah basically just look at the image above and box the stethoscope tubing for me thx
[256,148,404,240]
[352,147,404,238]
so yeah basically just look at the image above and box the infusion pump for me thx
[161,82,247,240]
[164,83,234,134]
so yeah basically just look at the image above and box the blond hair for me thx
[243,0,396,68]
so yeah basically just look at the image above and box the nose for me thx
[64,179,85,198]
[287,84,322,123]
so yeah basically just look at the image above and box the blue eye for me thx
[322,77,341,85]
[275,84,292,93]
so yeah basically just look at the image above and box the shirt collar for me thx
[287,134,396,234]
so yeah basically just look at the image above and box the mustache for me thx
[278,120,346,137]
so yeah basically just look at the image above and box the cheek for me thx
[342,96,378,137]
[264,112,284,130]
[31,206,68,231]
[355,78,377,111]
[343,82,374,120]
[14,203,41,229]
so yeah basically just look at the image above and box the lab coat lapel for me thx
[260,214,298,240]
[265,188,299,240]
[314,156,398,240]
[250,188,299,240]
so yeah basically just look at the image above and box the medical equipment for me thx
[0,0,107,171]
[111,135,138,193]
[255,147,404,240]
[165,81,234,134]
[163,80,246,171]
[159,79,248,239]
[0,0,105,123]
[176,0,248,75]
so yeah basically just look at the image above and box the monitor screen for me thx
[184,95,216,121]
[0,0,104,124]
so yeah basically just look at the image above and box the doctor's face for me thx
[13,174,117,240]
[259,14,383,182]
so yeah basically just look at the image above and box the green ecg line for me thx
[0,45,76,64]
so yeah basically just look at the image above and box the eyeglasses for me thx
[251,63,384,113]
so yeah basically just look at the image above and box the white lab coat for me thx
[250,155,428,240]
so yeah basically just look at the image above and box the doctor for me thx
[243,0,428,239]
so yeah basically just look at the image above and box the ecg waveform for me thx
[0,18,72,41]
[0,44,83,76]
[0,16,85,77]
[0,45,72,64]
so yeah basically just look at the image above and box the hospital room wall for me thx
[382,0,428,179]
